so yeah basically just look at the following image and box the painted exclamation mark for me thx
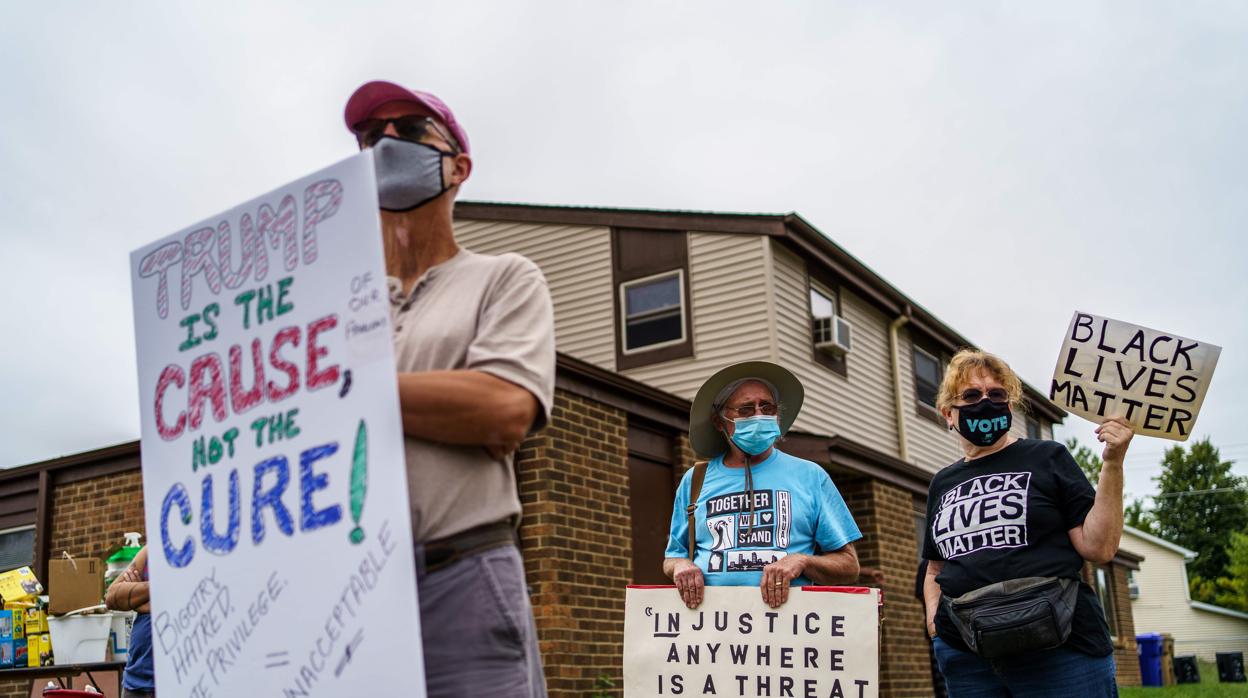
[349,419,368,544]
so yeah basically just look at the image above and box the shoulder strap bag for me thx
[941,576,1079,659]
[685,462,708,561]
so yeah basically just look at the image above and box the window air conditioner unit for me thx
[814,316,853,355]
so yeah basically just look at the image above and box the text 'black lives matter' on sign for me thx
[1050,311,1221,441]
[623,585,879,698]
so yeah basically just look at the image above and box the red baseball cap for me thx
[343,80,470,154]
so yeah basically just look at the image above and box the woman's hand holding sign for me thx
[761,554,806,608]
[1095,416,1134,465]
[670,559,705,609]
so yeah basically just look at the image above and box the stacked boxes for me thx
[0,610,14,669]
[0,608,25,669]
[19,608,49,666]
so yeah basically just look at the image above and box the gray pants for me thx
[417,543,547,697]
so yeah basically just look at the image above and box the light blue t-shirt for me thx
[665,449,862,587]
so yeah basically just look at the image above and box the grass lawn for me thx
[1121,661,1248,697]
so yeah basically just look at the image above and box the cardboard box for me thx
[13,638,27,667]
[48,557,104,616]
[0,640,12,669]
[11,610,25,639]
[0,567,43,606]
[23,608,44,635]
[0,611,11,640]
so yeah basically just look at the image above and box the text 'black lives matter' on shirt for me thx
[922,439,1113,656]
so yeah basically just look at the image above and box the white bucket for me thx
[47,613,112,664]
[108,611,136,662]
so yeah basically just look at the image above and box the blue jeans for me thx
[932,636,1117,697]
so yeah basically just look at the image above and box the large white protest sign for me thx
[624,585,880,698]
[130,151,423,698]
[1050,311,1221,441]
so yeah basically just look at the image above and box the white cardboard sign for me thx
[130,152,423,697]
[1050,311,1221,441]
[624,586,880,698]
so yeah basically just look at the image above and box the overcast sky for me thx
[3,2,1245,504]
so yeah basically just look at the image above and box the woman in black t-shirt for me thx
[921,350,1133,697]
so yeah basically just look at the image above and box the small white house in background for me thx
[1122,525,1248,661]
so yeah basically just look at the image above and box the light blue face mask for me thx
[730,415,781,456]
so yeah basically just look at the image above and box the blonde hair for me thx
[936,349,1025,413]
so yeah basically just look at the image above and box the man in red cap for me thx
[344,80,552,697]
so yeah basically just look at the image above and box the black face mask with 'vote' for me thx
[955,398,1013,447]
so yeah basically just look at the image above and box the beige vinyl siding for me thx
[771,242,899,457]
[1123,530,1248,661]
[455,219,616,370]
[622,233,771,397]
[900,328,963,472]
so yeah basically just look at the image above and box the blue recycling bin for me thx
[1137,633,1164,687]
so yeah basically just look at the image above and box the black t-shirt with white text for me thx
[923,439,1113,656]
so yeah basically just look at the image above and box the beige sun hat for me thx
[689,361,805,458]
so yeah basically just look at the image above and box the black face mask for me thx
[956,399,1012,447]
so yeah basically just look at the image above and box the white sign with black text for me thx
[1050,311,1220,441]
[624,585,880,698]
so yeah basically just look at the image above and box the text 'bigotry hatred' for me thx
[1049,311,1220,441]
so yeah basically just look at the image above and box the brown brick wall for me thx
[517,391,632,697]
[1110,563,1141,686]
[49,470,147,561]
[840,475,934,698]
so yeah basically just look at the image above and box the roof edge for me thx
[1123,525,1199,560]
[1,440,140,481]
[1191,600,1248,621]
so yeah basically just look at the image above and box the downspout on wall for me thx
[889,306,913,463]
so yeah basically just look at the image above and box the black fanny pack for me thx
[942,576,1078,659]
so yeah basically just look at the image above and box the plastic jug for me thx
[103,533,142,589]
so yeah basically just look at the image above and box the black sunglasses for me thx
[959,388,1010,405]
[721,401,779,419]
[351,115,460,152]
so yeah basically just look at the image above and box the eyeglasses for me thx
[959,388,1010,405]
[351,115,460,151]
[720,401,779,419]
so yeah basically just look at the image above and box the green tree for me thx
[1066,437,1154,531]
[1124,498,1155,534]
[1151,438,1248,584]
[1189,531,1248,613]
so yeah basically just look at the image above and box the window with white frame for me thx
[810,285,837,342]
[620,270,686,353]
[913,347,942,409]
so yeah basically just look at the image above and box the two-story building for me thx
[0,202,1141,697]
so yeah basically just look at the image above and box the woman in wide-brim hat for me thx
[662,361,863,610]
